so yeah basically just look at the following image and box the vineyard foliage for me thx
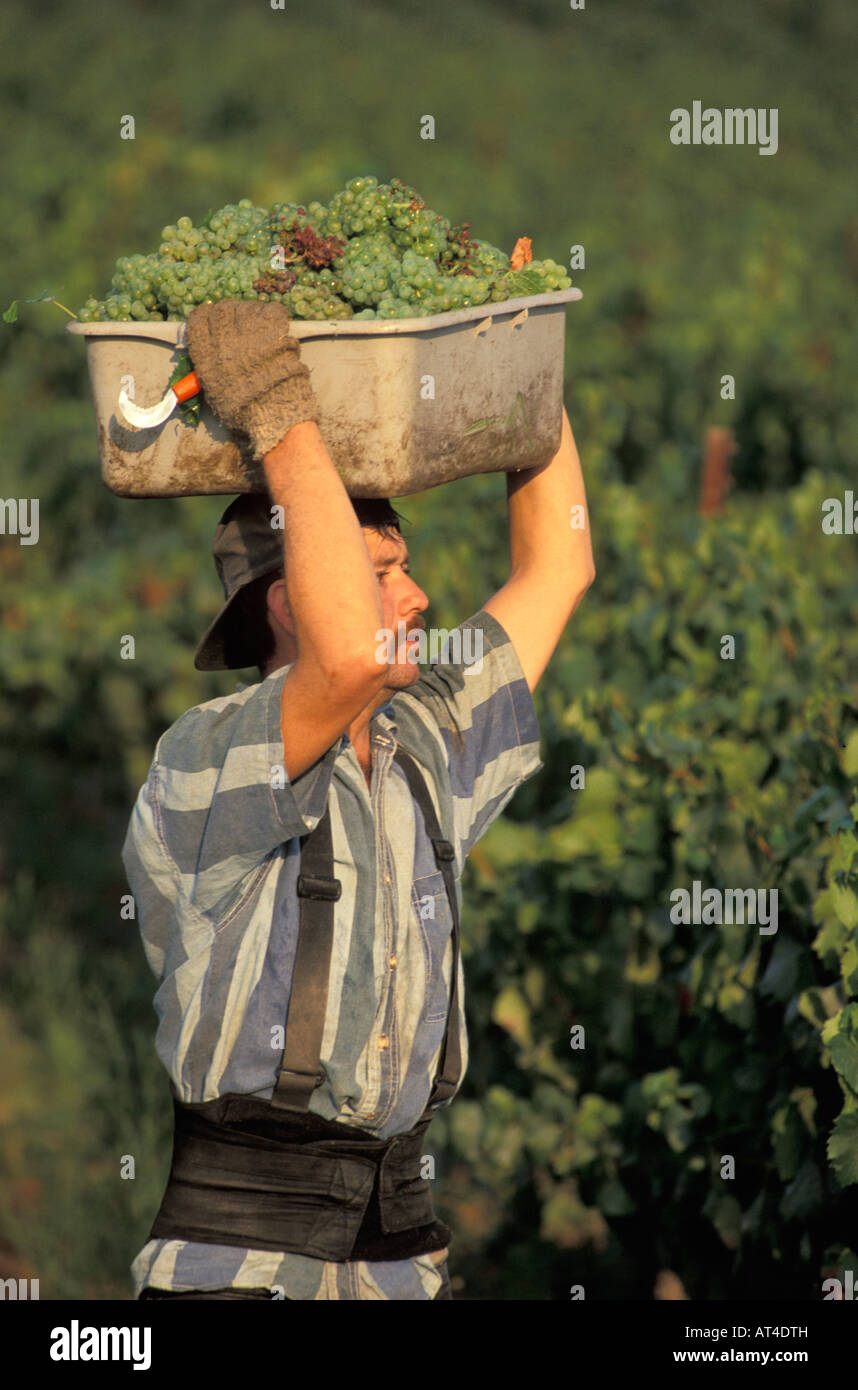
[0,0,856,1298]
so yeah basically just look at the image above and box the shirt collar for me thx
[372,699,398,743]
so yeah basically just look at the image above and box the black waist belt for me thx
[150,1094,451,1261]
[149,746,460,1263]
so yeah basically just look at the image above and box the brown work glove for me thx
[186,300,321,461]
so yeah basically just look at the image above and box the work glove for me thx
[186,299,321,461]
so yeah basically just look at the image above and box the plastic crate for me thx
[67,288,581,498]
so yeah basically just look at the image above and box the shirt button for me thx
[385,874,391,885]
[378,1035,390,1050]
[389,954,397,969]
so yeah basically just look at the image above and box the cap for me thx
[194,493,283,671]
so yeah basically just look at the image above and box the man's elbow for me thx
[571,561,596,604]
[317,643,389,697]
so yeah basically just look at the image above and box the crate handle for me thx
[473,316,493,338]
[508,308,529,330]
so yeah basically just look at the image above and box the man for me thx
[122,300,594,1300]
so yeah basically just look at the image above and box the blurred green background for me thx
[1,0,857,1299]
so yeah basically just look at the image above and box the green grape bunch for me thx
[77,178,573,323]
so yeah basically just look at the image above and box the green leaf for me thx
[624,940,660,984]
[831,881,858,930]
[821,1007,845,1047]
[842,730,858,778]
[826,1031,858,1094]
[169,352,202,428]
[516,899,540,934]
[758,938,802,1001]
[798,985,844,1028]
[704,1192,742,1249]
[828,1112,858,1187]
[793,787,836,834]
[505,267,546,296]
[540,1181,610,1251]
[779,1158,823,1221]
[2,300,19,323]
[491,985,531,1047]
[841,940,858,994]
[596,1177,636,1216]
[790,1086,818,1138]
[771,1103,802,1182]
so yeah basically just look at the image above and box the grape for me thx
[78,183,570,321]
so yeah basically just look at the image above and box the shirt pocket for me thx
[411,870,454,1023]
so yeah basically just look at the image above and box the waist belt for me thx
[150,1094,452,1261]
[150,745,461,1263]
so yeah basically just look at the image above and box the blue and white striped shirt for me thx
[123,609,542,1299]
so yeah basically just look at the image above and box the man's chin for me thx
[384,658,423,688]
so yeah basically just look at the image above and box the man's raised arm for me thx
[483,406,595,692]
[187,301,388,780]
[263,419,388,779]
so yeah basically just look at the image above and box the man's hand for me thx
[186,300,321,460]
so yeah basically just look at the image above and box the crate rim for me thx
[65,287,582,342]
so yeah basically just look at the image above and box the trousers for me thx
[138,1259,454,1300]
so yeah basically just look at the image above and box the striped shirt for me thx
[122,608,542,1299]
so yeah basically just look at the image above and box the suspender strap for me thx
[271,805,341,1112]
[271,744,462,1114]
[392,747,463,1110]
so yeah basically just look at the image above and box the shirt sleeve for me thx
[137,666,341,917]
[396,609,543,861]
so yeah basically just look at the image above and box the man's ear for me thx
[266,577,295,641]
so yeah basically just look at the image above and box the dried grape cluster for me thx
[78,177,571,323]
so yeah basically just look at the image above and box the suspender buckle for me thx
[277,1067,325,1088]
[297,873,342,901]
[271,1067,326,1111]
[432,838,455,862]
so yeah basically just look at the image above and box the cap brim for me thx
[193,585,250,671]
[194,565,281,671]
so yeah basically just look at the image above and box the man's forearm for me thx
[505,407,595,596]
[262,421,384,671]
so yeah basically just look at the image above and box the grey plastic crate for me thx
[67,287,581,498]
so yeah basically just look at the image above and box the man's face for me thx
[364,527,430,689]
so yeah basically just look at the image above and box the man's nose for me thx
[395,571,428,610]
[404,580,429,614]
